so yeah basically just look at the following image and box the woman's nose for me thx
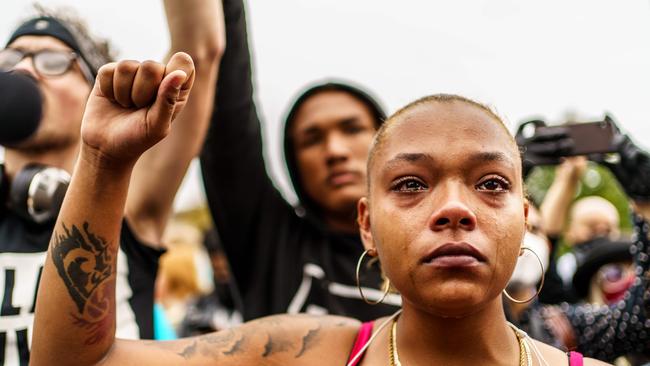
[429,185,477,232]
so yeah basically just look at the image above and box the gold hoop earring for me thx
[502,246,546,304]
[356,249,390,305]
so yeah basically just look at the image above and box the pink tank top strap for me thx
[568,351,584,366]
[346,321,375,366]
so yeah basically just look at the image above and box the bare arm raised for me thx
[125,0,225,246]
[539,156,587,237]
[29,54,358,366]
[30,54,191,365]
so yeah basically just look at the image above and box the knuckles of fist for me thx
[96,52,194,109]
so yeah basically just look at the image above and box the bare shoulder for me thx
[106,314,361,366]
[530,340,612,366]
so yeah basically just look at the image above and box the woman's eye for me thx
[476,176,510,192]
[391,178,427,192]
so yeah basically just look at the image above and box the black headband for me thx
[6,16,97,80]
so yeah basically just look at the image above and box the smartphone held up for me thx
[515,115,625,176]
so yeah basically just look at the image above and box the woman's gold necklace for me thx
[388,316,402,366]
[388,317,532,366]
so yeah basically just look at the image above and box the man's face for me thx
[291,91,376,218]
[6,35,91,151]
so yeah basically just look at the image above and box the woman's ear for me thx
[357,197,377,253]
[523,199,530,232]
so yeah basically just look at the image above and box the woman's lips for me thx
[422,242,487,268]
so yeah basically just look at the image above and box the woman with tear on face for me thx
[32,93,627,366]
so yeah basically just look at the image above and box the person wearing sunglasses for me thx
[0,3,224,365]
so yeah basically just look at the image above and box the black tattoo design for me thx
[223,335,246,356]
[51,222,114,344]
[202,329,236,346]
[178,341,198,359]
[141,315,337,361]
[296,324,322,358]
[262,333,293,357]
[51,222,113,314]
[198,325,261,358]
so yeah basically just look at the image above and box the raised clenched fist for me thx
[80,52,195,166]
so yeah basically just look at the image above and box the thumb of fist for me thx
[147,70,187,134]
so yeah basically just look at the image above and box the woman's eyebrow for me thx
[379,151,515,177]
[467,151,516,170]
[383,153,434,171]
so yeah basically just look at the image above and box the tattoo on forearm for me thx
[296,324,322,357]
[51,222,114,345]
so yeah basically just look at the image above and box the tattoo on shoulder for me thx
[51,222,114,345]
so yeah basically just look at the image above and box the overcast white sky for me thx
[2,0,650,208]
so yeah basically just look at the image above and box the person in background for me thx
[516,126,650,364]
[200,0,399,322]
[539,161,644,365]
[538,158,634,305]
[571,239,634,306]
[504,204,550,323]
[156,247,203,332]
[178,229,243,336]
[540,156,622,289]
[503,201,650,364]
[0,1,224,364]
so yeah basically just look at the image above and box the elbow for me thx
[186,36,225,73]
[125,205,167,248]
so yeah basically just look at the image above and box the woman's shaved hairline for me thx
[366,94,520,190]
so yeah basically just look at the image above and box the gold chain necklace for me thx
[388,317,532,366]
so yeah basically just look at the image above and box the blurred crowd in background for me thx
[2,1,650,365]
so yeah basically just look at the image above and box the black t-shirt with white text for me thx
[0,209,162,366]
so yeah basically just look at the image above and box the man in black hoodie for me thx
[201,0,400,321]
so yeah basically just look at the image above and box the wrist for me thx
[79,145,136,177]
[555,165,581,183]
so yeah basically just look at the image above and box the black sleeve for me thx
[540,236,579,304]
[199,0,295,293]
[120,219,165,339]
[565,215,650,361]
